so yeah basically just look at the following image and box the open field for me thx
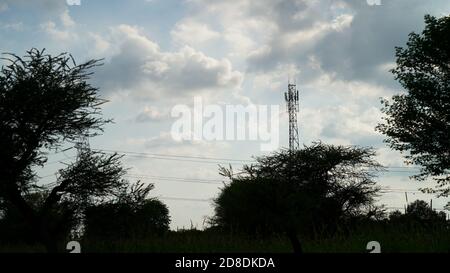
[2,226,449,253]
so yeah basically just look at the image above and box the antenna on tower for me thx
[284,81,300,151]
[75,132,90,161]
[75,135,89,153]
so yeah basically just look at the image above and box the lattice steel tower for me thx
[75,134,90,155]
[284,82,300,151]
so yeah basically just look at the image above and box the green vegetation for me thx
[377,14,450,197]
[1,225,449,253]
[212,143,384,253]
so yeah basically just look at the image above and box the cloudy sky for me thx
[1,0,449,228]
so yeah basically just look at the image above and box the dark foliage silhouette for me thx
[212,143,383,253]
[0,49,164,252]
[389,200,447,228]
[83,182,170,241]
[376,15,450,197]
[0,192,75,245]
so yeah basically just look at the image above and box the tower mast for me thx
[285,81,300,150]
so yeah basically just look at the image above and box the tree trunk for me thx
[4,178,61,253]
[39,218,60,253]
[286,230,303,254]
[43,238,59,253]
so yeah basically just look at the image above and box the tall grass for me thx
[2,226,449,253]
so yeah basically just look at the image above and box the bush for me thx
[389,200,448,229]
[212,143,383,240]
[0,193,75,245]
[83,199,170,240]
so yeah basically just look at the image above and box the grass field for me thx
[1,226,449,253]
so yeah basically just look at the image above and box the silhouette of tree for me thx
[406,200,445,221]
[388,210,403,221]
[0,192,75,246]
[212,143,383,253]
[376,15,450,197]
[389,200,447,228]
[84,182,170,241]
[0,49,134,252]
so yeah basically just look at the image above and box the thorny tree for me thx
[0,49,131,252]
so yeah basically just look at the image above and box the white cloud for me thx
[280,14,354,50]
[39,8,77,42]
[222,17,278,59]
[135,106,168,123]
[88,32,111,55]
[183,0,450,89]
[301,104,382,146]
[60,10,75,28]
[0,2,8,12]
[0,21,23,31]
[0,0,66,13]
[124,131,231,157]
[251,63,301,92]
[171,19,220,47]
[375,147,408,167]
[305,72,392,99]
[40,21,77,42]
[96,25,243,101]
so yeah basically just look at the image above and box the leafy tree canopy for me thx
[377,15,450,197]
[213,143,384,237]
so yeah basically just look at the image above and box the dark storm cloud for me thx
[316,0,450,86]
[245,0,450,87]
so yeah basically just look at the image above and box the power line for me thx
[39,146,425,171]
[92,148,255,163]
[97,152,247,165]
[59,147,423,170]
[124,173,435,194]
[45,156,76,165]
[125,174,224,185]
[38,173,56,179]
[379,170,420,173]
[91,148,427,172]
[379,190,431,195]
[157,199,448,211]
[158,196,212,203]
[385,206,447,211]
[35,177,445,211]
[383,166,420,169]
[36,168,433,194]
[126,174,223,183]
[95,150,412,170]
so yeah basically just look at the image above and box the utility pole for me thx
[285,82,300,151]
[73,133,90,239]
[404,192,409,213]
